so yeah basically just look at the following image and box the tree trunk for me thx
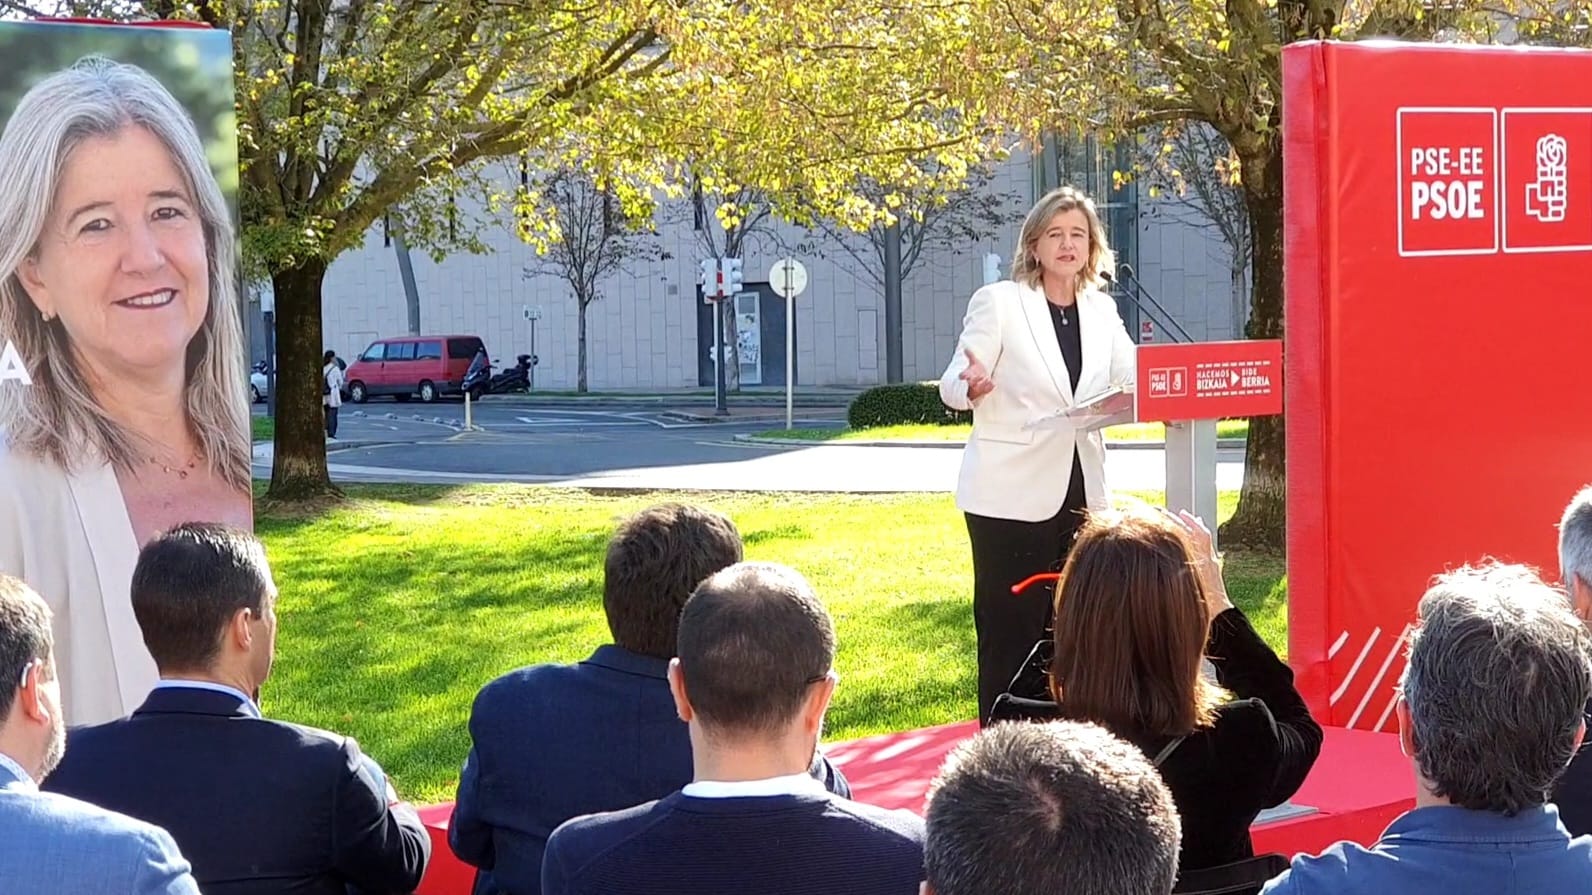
[1230,253,1249,340]
[577,298,589,393]
[1219,135,1286,549]
[265,258,337,500]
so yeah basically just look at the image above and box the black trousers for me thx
[325,404,339,438]
[965,457,1088,725]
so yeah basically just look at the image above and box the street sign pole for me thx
[523,305,542,391]
[768,258,809,430]
[785,286,794,429]
[714,305,727,416]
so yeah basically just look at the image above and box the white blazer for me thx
[0,441,157,726]
[940,280,1137,522]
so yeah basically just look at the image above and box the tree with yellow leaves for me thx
[5,0,1002,497]
[943,0,1500,545]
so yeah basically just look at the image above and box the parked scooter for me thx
[489,354,532,394]
[461,350,492,400]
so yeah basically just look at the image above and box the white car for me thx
[250,363,269,403]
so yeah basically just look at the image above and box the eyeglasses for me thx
[804,670,839,686]
[1011,573,1062,595]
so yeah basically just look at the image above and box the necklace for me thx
[147,451,200,480]
[1054,302,1072,326]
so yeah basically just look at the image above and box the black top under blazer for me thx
[991,608,1325,888]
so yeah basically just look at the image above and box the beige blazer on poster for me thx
[939,280,1137,522]
[0,441,156,726]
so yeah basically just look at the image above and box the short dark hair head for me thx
[323,349,336,364]
[603,504,742,659]
[131,523,275,673]
[1403,562,1592,814]
[0,575,53,720]
[925,720,1180,895]
[676,562,835,735]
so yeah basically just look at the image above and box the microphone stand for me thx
[1104,267,1195,343]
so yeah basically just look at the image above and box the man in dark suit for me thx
[1554,484,1592,836]
[0,574,199,895]
[541,562,922,895]
[449,504,848,895]
[43,524,430,895]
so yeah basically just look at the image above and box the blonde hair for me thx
[0,57,249,491]
[1011,186,1115,294]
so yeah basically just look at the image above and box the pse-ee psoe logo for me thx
[1398,108,1498,257]
[1503,109,1592,253]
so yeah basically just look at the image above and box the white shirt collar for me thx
[681,772,828,799]
[0,750,36,791]
[153,679,262,718]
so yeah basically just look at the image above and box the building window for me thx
[1031,133,1141,328]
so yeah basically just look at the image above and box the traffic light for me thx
[721,257,744,294]
[698,258,719,296]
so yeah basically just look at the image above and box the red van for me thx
[344,335,486,403]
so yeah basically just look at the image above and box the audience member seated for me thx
[990,508,1322,893]
[450,505,849,895]
[1264,562,1592,894]
[0,574,200,895]
[43,524,430,894]
[541,562,924,895]
[923,719,1180,895]
[1554,484,1592,836]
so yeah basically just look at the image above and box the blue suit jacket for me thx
[0,757,199,895]
[450,645,850,895]
[42,686,431,895]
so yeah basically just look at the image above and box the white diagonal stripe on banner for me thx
[1373,684,1402,733]
[1330,628,1382,706]
[1329,631,1350,659]
[1347,624,1412,729]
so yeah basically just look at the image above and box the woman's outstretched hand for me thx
[960,348,994,400]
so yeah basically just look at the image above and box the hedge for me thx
[847,382,971,429]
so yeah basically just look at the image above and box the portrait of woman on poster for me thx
[939,186,1137,724]
[0,57,251,725]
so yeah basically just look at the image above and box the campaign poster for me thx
[0,21,248,725]
[1283,41,1592,728]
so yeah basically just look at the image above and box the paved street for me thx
[252,399,1247,493]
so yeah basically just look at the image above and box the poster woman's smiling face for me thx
[18,124,209,384]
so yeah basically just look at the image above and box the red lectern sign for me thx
[1135,340,1283,422]
[1284,41,1592,731]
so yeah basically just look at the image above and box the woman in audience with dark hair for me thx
[991,506,1323,892]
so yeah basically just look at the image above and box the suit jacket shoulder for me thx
[1,789,195,893]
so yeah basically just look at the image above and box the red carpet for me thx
[413,722,1408,895]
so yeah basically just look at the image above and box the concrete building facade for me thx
[258,146,1248,390]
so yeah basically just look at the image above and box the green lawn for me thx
[256,486,1284,804]
[754,419,1251,443]
[251,415,275,443]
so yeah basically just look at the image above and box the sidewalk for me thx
[486,385,865,408]
[734,433,1249,450]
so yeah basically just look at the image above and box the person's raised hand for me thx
[960,348,994,400]
[1172,509,1234,617]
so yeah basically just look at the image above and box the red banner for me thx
[1134,340,1283,422]
[1283,41,1592,729]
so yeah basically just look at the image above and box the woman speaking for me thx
[939,186,1136,723]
